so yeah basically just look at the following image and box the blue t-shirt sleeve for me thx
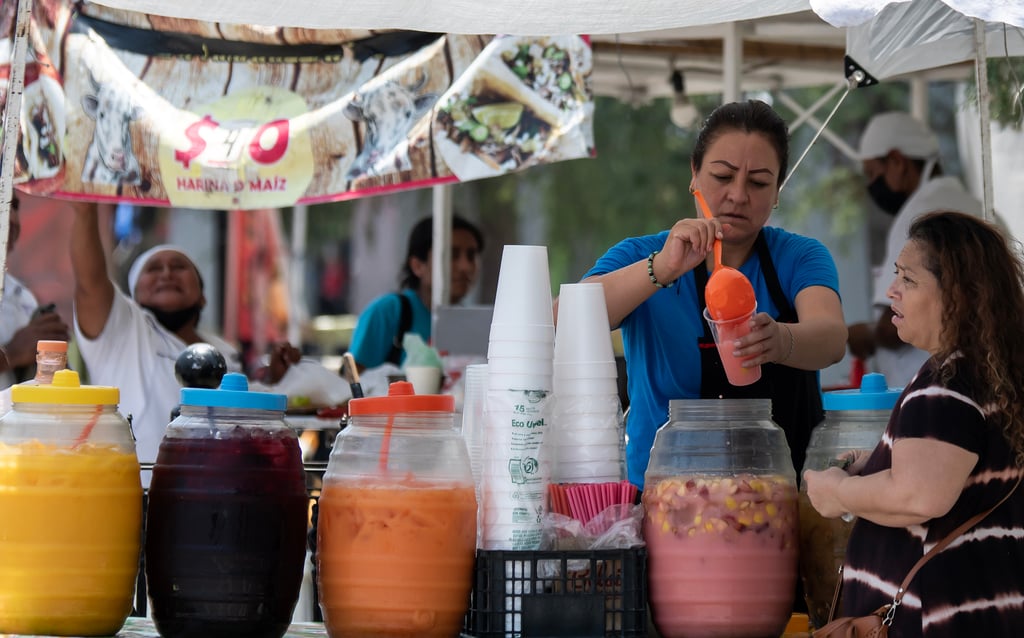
[583,233,666,280]
[349,293,402,368]
[768,229,841,300]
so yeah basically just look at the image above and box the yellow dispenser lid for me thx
[11,369,119,405]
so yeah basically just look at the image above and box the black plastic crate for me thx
[463,547,648,638]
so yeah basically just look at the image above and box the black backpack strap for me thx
[385,293,413,366]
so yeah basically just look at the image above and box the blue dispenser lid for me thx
[180,372,286,411]
[822,372,902,411]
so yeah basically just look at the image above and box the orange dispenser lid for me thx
[347,381,454,416]
[37,340,68,353]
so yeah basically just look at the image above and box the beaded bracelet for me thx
[647,251,676,289]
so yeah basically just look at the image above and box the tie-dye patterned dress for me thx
[841,357,1024,637]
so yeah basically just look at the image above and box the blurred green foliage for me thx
[966,56,1024,130]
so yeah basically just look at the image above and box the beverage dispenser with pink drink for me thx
[642,398,798,638]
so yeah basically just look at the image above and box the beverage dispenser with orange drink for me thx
[317,381,477,638]
[0,369,142,636]
[145,372,308,638]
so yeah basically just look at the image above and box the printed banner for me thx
[0,1,594,209]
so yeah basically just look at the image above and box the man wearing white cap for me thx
[847,111,983,386]
[70,203,242,481]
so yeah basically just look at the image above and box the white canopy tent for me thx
[74,0,814,35]
[3,0,1022,318]
[816,0,1024,220]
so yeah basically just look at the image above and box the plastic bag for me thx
[357,362,404,397]
[538,503,644,577]
[401,333,443,368]
[249,359,351,407]
[541,503,644,551]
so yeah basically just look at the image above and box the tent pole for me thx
[431,183,453,337]
[223,209,242,346]
[973,18,994,221]
[788,81,844,132]
[909,77,928,121]
[0,0,34,307]
[776,85,858,160]
[722,22,742,103]
[288,203,308,346]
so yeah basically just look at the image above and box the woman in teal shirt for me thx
[350,214,484,371]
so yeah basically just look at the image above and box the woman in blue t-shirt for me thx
[582,100,848,490]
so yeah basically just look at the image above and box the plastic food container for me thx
[642,398,798,638]
[146,373,307,638]
[318,381,476,637]
[0,370,141,636]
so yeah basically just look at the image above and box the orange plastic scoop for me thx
[694,189,756,321]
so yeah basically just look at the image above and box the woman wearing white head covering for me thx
[69,203,242,484]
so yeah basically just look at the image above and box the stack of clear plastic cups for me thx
[553,282,623,484]
[481,245,555,551]
[460,363,488,548]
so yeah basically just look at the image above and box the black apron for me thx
[696,231,823,476]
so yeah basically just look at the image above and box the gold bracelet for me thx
[778,323,795,363]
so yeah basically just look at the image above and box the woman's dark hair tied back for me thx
[692,99,790,188]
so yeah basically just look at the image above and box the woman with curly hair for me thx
[804,210,1024,636]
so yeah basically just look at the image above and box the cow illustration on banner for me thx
[0,0,594,209]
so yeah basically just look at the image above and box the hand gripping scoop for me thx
[694,189,756,321]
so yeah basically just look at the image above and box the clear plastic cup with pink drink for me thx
[703,306,761,386]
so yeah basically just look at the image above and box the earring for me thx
[689,185,695,194]
[773,201,779,210]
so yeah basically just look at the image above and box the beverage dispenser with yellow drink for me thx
[0,369,142,636]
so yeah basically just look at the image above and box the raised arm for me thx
[578,218,721,329]
[70,202,115,339]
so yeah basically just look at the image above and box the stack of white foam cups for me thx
[553,282,623,484]
[481,245,555,553]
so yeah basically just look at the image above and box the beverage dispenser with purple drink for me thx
[145,373,308,638]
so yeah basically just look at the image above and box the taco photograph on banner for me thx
[495,36,591,112]
[434,34,593,182]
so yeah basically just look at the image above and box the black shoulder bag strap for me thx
[385,293,413,366]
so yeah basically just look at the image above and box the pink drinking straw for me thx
[568,490,585,523]
[72,405,103,450]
